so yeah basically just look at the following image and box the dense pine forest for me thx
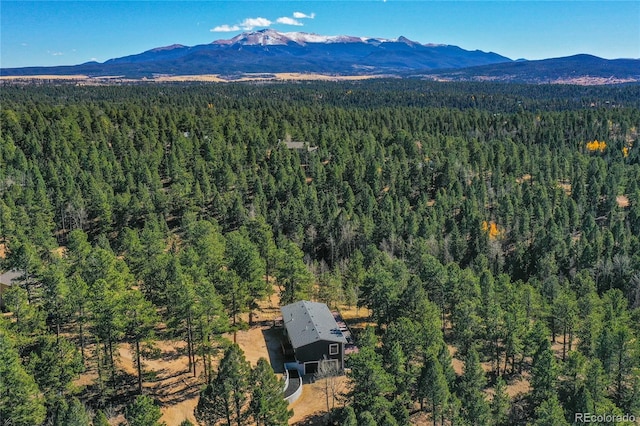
[1,81,639,426]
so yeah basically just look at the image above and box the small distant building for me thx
[280,301,347,375]
[0,270,21,308]
[281,140,318,153]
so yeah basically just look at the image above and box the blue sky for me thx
[2,1,639,68]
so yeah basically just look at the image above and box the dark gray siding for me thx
[295,340,343,368]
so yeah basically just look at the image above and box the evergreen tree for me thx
[358,411,378,426]
[386,341,410,398]
[165,254,198,376]
[26,335,83,406]
[123,289,159,394]
[125,395,165,426]
[224,230,266,326]
[250,358,292,426]
[530,348,557,410]
[55,397,91,426]
[276,240,313,305]
[347,342,394,415]
[490,377,510,426]
[457,349,490,426]
[0,331,46,426]
[532,395,569,426]
[93,409,111,426]
[341,406,358,426]
[196,344,251,426]
[416,354,449,426]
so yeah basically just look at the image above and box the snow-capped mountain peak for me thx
[222,29,292,46]
[212,29,411,47]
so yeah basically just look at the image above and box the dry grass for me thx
[558,182,572,196]
[550,77,639,86]
[516,174,532,184]
[118,340,201,426]
[2,73,384,84]
[274,73,381,82]
[288,376,348,424]
[228,326,271,367]
[617,195,630,208]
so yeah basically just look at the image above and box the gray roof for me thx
[0,270,21,286]
[281,301,347,349]
[283,141,318,152]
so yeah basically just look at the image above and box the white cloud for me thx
[277,17,303,26]
[212,13,310,33]
[239,17,272,30]
[47,50,64,56]
[211,24,241,32]
[293,12,315,19]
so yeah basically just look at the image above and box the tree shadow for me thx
[262,326,287,374]
[294,412,338,426]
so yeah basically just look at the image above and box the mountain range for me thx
[2,29,639,84]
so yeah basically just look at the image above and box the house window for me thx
[329,343,339,355]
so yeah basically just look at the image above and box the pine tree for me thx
[379,410,399,426]
[416,354,449,426]
[193,274,228,383]
[0,332,46,426]
[347,343,394,415]
[250,358,292,426]
[245,218,277,320]
[530,348,557,409]
[41,259,72,341]
[93,410,110,426]
[68,273,89,365]
[165,254,198,376]
[56,397,91,426]
[552,289,578,361]
[532,395,569,426]
[196,344,251,426]
[458,349,490,426]
[276,240,313,305]
[358,411,378,426]
[386,341,410,398]
[125,395,165,426]
[123,289,159,394]
[490,377,510,426]
[224,230,266,326]
[341,406,358,426]
[26,335,83,406]
[2,285,44,336]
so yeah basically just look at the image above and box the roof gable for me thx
[281,301,346,349]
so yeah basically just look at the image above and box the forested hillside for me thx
[1,81,639,426]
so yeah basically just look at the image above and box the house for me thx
[280,300,347,375]
[0,270,21,308]
[281,140,318,166]
[281,140,318,153]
